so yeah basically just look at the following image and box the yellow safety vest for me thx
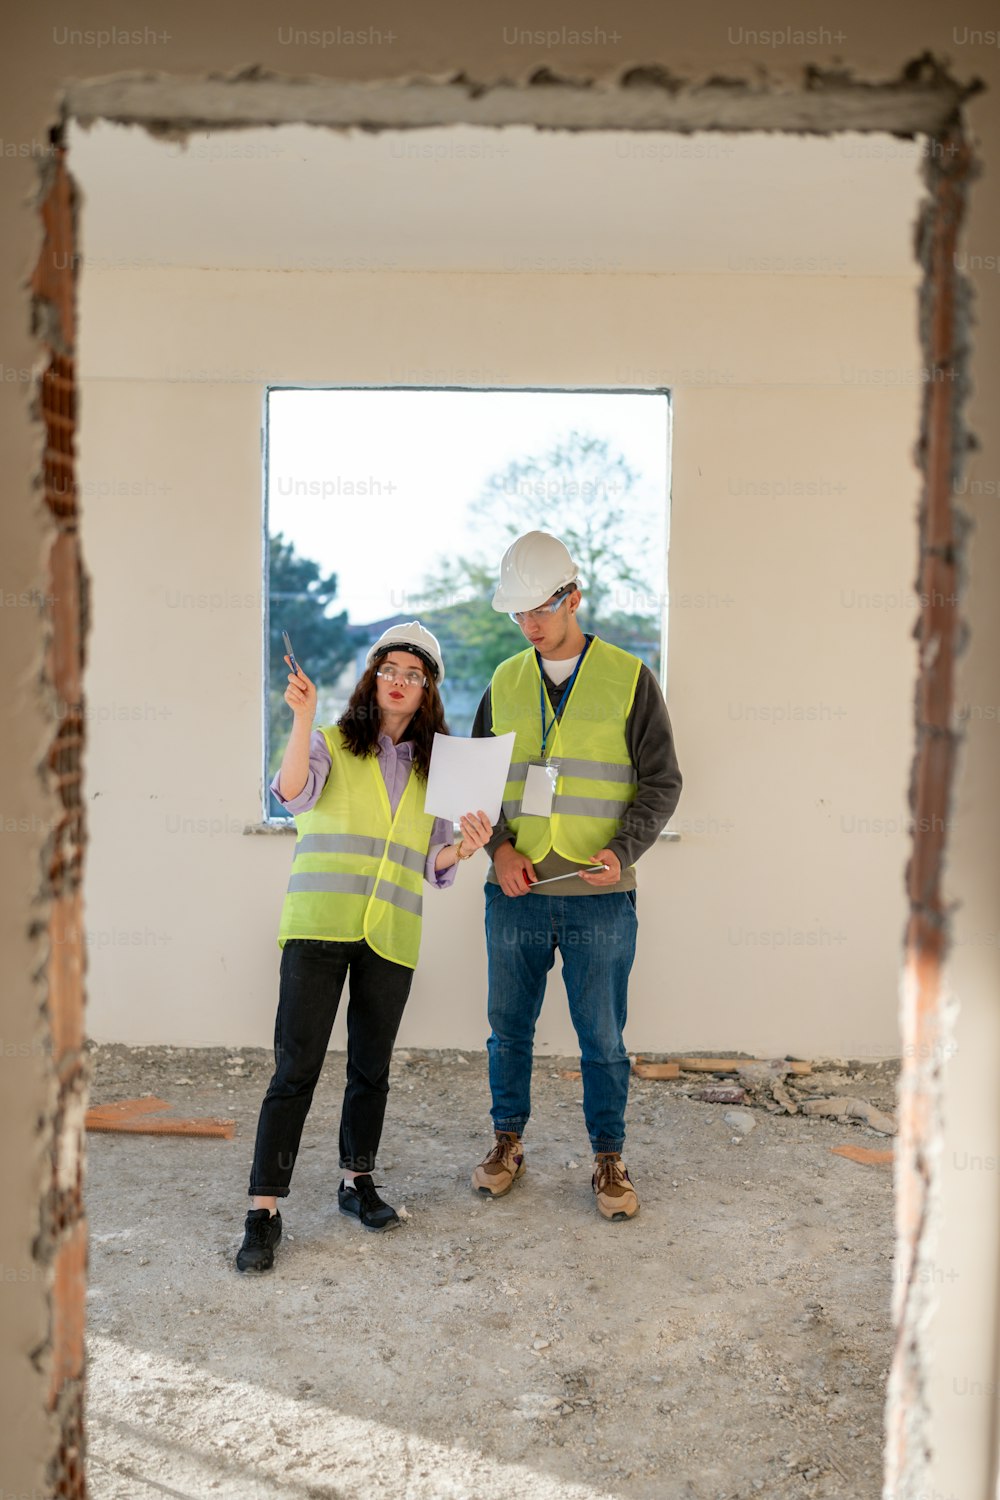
[277,727,438,968]
[490,637,641,865]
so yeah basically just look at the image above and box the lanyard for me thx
[538,636,591,753]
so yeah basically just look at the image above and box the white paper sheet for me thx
[423,732,516,825]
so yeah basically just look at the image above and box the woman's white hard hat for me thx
[492,531,581,613]
[366,621,445,684]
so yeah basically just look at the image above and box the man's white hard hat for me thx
[366,621,445,684]
[492,531,581,613]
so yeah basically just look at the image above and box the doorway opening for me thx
[30,65,976,1499]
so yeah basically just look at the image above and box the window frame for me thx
[260,382,673,826]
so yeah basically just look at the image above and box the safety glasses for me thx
[509,585,574,625]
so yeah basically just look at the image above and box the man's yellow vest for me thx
[490,637,641,865]
[277,728,438,968]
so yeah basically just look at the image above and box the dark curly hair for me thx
[336,656,449,780]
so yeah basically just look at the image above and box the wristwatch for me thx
[456,839,474,861]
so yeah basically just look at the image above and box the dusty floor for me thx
[84,1044,897,1500]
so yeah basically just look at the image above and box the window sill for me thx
[245,820,682,842]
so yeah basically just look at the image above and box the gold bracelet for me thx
[455,839,473,862]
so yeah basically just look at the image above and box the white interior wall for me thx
[78,265,921,1056]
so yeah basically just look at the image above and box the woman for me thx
[237,621,491,1273]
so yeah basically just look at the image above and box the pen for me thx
[527,864,609,887]
[281,630,300,676]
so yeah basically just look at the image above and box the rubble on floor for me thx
[632,1053,899,1136]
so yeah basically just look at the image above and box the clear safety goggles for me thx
[509,585,574,626]
[376,665,427,688]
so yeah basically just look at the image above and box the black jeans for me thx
[248,938,413,1197]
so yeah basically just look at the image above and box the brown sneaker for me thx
[592,1153,639,1221]
[472,1131,525,1197]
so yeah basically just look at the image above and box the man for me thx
[470,530,682,1220]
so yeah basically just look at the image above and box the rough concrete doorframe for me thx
[30,57,979,1500]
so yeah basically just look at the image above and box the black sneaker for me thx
[338,1175,400,1232]
[236,1208,282,1272]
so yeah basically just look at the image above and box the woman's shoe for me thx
[236,1208,282,1271]
[338,1174,400,1231]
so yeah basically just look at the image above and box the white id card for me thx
[521,758,560,817]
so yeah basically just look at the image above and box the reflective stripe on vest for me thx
[293,833,427,875]
[286,870,424,918]
[507,757,637,786]
[277,729,437,967]
[490,638,641,865]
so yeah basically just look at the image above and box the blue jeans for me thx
[483,885,638,1154]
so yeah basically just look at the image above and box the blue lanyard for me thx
[538,637,591,754]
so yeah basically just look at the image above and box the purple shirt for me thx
[270,729,457,889]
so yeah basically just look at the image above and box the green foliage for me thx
[418,431,662,705]
[419,557,525,699]
[267,532,355,781]
[471,430,657,622]
[264,430,664,768]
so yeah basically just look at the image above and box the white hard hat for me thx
[492,531,581,613]
[366,621,445,684]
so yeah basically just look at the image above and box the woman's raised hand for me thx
[283,655,317,723]
[459,810,493,855]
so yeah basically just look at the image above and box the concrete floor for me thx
[84,1044,896,1500]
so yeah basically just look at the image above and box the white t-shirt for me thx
[540,653,581,686]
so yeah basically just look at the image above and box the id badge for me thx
[521,758,560,818]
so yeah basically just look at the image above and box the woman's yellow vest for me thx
[490,637,641,864]
[277,728,437,968]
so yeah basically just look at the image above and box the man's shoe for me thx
[338,1174,400,1232]
[592,1154,639,1221]
[472,1131,525,1197]
[236,1208,282,1271]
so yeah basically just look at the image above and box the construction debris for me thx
[832,1144,894,1167]
[629,1050,899,1137]
[85,1096,235,1140]
[666,1057,813,1076]
[723,1109,757,1137]
[736,1060,792,1089]
[794,1072,866,1094]
[771,1081,799,1115]
[799,1098,897,1136]
[632,1060,680,1080]
[694,1086,747,1105]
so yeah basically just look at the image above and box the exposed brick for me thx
[48,531,82,703]
[887,123,974,1500]
[48,1220,86,1411]
[31,147,76,355]
[48,892,84,1060]
[31,140,89,1500]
